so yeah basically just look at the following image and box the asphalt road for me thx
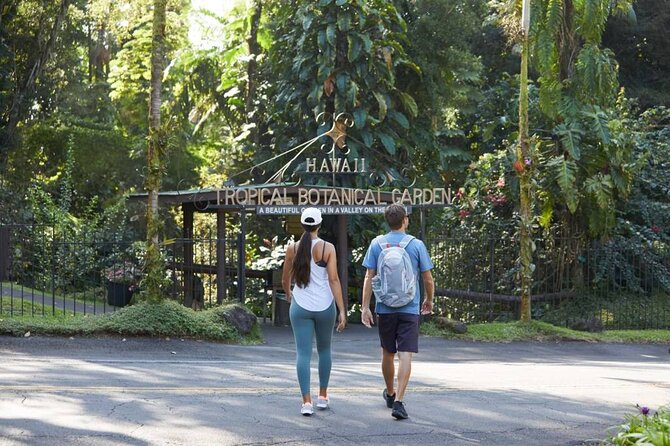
[0,323,668,446]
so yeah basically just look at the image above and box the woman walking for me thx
[282,207,347,416]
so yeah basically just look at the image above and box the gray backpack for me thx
[371,235,416,308]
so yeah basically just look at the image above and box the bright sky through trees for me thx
[189,0,238,47]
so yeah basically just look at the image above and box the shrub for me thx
[609,404,670,445]
[100,300,243,340]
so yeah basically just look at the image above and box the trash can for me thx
[273,292,291,326]
[106,281,133,307]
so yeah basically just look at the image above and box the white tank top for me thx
[292,238,334,311]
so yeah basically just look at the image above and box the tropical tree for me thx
[264,0,421,187]
[529,0,636,239]
[493,0,637,237]
[142,0,168,301]
[0,0,72,169]
[489,0,639,319]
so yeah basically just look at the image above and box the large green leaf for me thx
[378,132,396,155]
[546,0,564,34]
[584,174,613,209]
[326,24,336,48]
[373,91,388,121]
[347,81,359,107]
[318,29,326,48]
[358,33,372,53]
[547,156,579,213]
[347,34,362,62]
[388,110,409,129]
[337,11,351,32]
[583,107,611,145]
[555,123,583,160]
[361,128,373,147]
[353,108,367,129]
[397,91,418,118]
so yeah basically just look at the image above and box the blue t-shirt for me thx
[362,231,433,315]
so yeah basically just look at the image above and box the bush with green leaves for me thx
[14,139,135,294]
[609,404,670,445]
[0,300,260,342]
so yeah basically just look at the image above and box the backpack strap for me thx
[377,235,392,249]
[398,235,415,249]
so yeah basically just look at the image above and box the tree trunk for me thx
[558,0,578,82]
[143,0,168,301]
[517,0,533,322]
[0,0,71,168]
[87,18,93,83]
[245,0,262,143]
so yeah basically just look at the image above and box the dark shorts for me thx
[377,313,420,353]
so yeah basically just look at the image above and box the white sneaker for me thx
[316,396,329,410]
[301,402,314,416]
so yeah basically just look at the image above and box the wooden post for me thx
[183,204,194,308]
[237,209,247,302]
[337,214,348,310]
[216,209,226,304]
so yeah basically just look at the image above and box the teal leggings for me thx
[289,300,336,396]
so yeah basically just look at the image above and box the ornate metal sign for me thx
[212,112,452,214]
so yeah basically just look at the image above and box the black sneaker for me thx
[383,389,395,408]
[392,401,408,420]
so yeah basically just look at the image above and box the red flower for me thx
[652,225,661,234]
[513,160,524,174]
[458,209,470,220]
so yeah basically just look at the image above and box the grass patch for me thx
[1,281,106,305]
[421,320,670,343]
[0,300,262,343]
[1,297,69,317]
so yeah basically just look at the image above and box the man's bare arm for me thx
[421,270,434,315]
[361,268,376,327]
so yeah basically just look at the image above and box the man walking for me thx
[361,203,434,420]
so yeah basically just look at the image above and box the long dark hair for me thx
[292,223,319,287]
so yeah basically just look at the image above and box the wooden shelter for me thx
[128,184,402,311]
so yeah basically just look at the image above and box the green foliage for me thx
[609,405,670,445]
[618,107,670,240]
[21,165,131,293]
[444,150,517,239]
[421,319,670,343]
[266,0,419,183]
[604,0,670,108]
[541,288,670,331]
[0,300,260,342]
[490,0,637,239]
